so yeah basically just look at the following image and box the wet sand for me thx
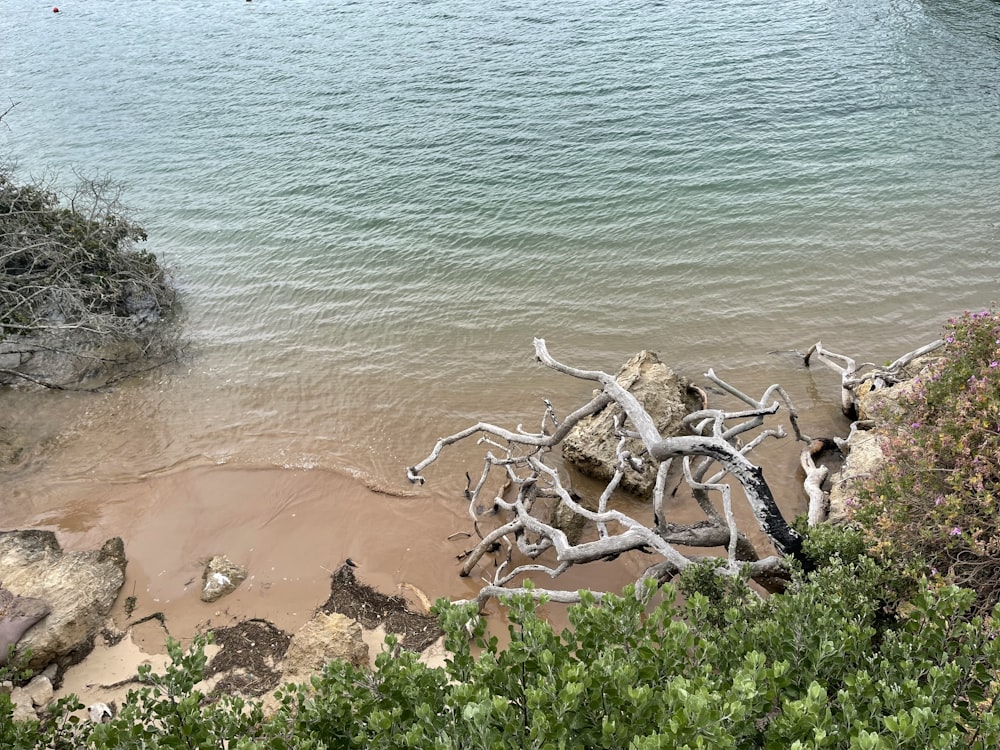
[6,461,687,699]
[6,464,485,640]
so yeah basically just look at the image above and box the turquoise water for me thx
[1,0,999,491]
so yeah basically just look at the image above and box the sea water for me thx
[1,0,998,497]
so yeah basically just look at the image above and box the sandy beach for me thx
[7,460,674,707]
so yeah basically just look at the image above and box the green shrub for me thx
[854,306,1000,613]
[1,550,995,749]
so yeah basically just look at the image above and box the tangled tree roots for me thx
[0,168,180,389]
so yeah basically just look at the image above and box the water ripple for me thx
[1,0,999,481]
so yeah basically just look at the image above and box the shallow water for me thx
[1,0,998,616]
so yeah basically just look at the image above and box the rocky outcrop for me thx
[201,556,248,603]
[0,530,127,672]
[562,351,699,498]
[828,430,884,524]
[827,359,941,522]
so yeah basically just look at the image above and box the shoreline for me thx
[0,343,879,707]
[1,462,472,707]
[2,458,697,707]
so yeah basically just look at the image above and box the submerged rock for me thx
[201,556,248,603]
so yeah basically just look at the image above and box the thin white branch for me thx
[459,586,604,608]
[804,341,857,415]
[652,459,671,529]
[683,458,739,565]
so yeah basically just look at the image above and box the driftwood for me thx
[409,339,945,607]
[408,340,820,607]
[803,339,944,418]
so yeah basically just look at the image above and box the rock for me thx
[282,612,369,677]
[201,556,248,603]
[548,493,591,545]
[854,357,944,421]
[827,364,942,523]
[828,430,885,523]
[0,531,126,672]
[9,686,36,722]
[0,431,23,466]
[562,351,699,498]
[22,674,53,707]
[0,584,51,665]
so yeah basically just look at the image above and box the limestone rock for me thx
[548,494,590,546]
[562,351,699,498]
[0,584,50,665]
[282,612,368,677]
[201,556,248,603]
[0,531,126,672]
[828,360,943,522]
[23,674,53,707]
[854,357,944,421]
[9,686,36,722]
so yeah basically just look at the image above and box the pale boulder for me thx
[201,556,248,603]
[282,612,369,677]
[562,351,699,498]
[0,530,126,672]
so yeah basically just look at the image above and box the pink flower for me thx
[950,527,962,536]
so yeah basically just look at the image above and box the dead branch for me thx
[804,340,944,418]
[411,340,813,607]
[0,168,180,389]
[801,441,830,526]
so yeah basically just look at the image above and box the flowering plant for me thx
[855,307,1000,612]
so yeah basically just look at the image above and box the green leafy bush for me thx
[1,546,995,749]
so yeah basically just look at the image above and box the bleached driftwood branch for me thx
[803,339,944,418]
[409,339,814,606]
[799,339,946,524]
